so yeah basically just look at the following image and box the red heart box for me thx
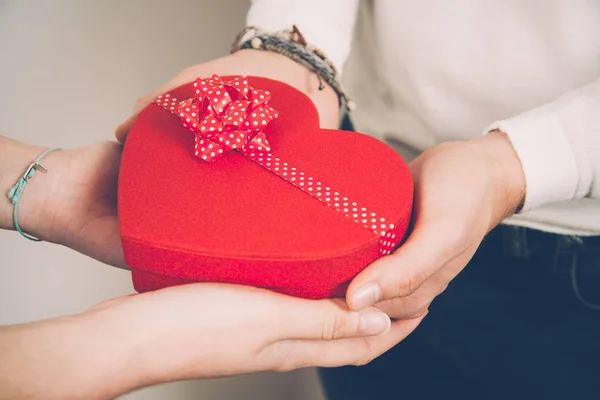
[118,76,413,299]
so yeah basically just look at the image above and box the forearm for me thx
[0,311,144,400]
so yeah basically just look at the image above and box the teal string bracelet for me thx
[7,147,61,241]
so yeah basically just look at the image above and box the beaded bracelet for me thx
[230,25,354,114]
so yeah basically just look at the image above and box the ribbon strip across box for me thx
[118,75,413,299]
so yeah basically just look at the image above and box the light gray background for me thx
[0,1,326,399]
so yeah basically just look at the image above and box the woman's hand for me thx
[3,49,339,267]
[0,137,125,267]
[0,283,424,400]
[115,49,340,142]
[346,131,526,320]
[2,49,339,268]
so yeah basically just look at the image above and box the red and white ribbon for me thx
[155,74,402,255]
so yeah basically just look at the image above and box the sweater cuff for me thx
[246,0,359,74]
[486,113,578,212]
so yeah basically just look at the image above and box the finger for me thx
[375,245,480,320]
[115,67,207,143]
[279,297,392,340]
[347,218,467,311]
[114,115,137,143]
[376,295,431,320]
[271,314,425,371]
[114,81,177,143]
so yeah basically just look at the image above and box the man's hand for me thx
[115,49,340,142]
[0,283,424,400]
[346,131,526,320]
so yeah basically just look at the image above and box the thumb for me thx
[115,67,210,143]
[281,298,392,340]
[346,219,465,311]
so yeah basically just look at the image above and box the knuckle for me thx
[406,306,430,320]
[321,310,348,340]
[378,296,430,320]
[375,298,402,317]
[395,273,421,298]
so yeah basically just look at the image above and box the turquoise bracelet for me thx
[7,147,61,241]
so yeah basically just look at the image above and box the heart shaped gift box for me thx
[118,75,413,299]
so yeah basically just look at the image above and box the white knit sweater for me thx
[247,0,600,235]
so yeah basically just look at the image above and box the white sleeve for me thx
[486,77,600,212]
[246,0,359,74]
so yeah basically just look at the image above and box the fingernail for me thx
[358,310,391,335]
[351,283,381,310]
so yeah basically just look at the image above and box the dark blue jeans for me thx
[319,221,600,399]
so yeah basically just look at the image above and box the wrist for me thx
[0,138,54,235]
[227,49,340,128]
[75,303,151,397]
[469,130,526,223]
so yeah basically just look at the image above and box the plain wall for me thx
[0,1,326,399]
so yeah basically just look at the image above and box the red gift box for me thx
[118,75,413,299]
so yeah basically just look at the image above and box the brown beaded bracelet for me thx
[230,25,354,114]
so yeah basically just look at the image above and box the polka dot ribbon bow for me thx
[155,75,403,255]
[157,74,278,162]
